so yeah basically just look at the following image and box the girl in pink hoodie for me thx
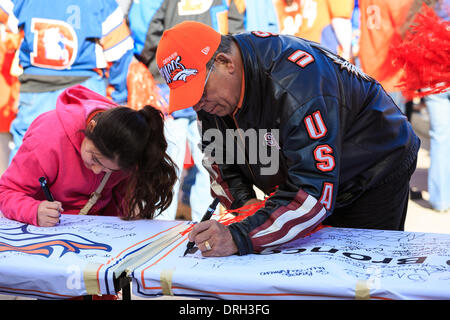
[0,85,177,227]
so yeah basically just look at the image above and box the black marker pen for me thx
[183,198,220,256]
[39,176,60,223]
[39,177,54,202]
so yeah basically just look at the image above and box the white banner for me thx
[1,215,449,300]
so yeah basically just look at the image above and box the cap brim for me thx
[168,68,207,113]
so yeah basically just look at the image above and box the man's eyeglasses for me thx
[199,64,214,103]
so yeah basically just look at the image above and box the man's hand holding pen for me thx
[188,220,238,257]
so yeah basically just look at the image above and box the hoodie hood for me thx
[56,85,118,153]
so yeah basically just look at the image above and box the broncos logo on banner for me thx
[0,224,112,258]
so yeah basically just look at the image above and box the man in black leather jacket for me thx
[156,21,420,257]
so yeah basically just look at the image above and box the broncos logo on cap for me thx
[159,55,200,85]
[173,68,198,82]
[0,224,112,258]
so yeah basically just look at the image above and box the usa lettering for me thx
[288,49,315,68]
[319,182,333,210]
[304,110,327,139]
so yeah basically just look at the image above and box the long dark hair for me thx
[85,105,177,219]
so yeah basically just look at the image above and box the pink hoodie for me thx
[0,85,129,226]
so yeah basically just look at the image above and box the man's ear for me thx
[87,119,97,132]
[215,52,235,72]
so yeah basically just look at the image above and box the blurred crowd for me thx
[0,0,448,216]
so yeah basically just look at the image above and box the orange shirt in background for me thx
[273,0,302,35]
[358,0,414,92]
[273,0,353,54]
[296,0,354,42]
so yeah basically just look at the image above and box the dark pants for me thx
[323,159,417,231]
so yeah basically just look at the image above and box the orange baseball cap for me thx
[156,21,221,113]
